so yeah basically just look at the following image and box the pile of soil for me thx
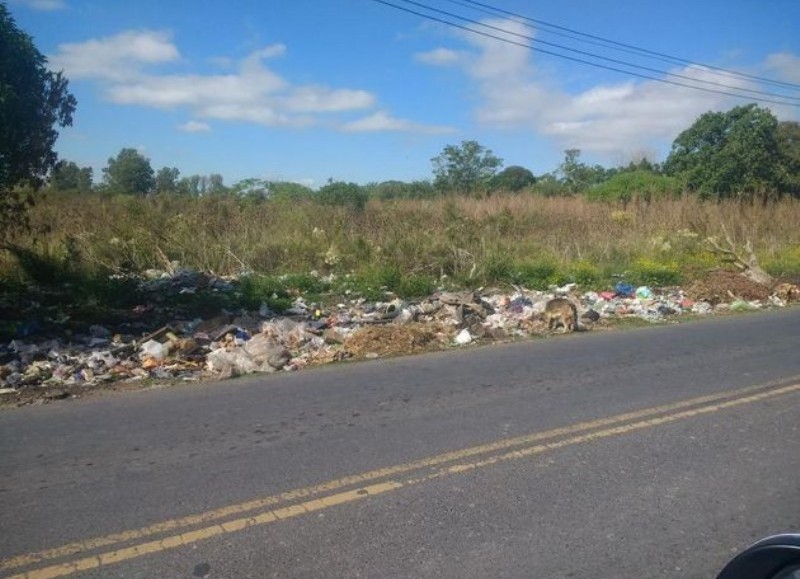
[685,269,772,304]
[344,323,453,358]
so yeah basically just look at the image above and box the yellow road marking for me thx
[4,377,799,579]
[4,377,794,574]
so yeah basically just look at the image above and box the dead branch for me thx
[704,225,774,287]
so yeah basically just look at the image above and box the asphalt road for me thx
[1,309,799,579]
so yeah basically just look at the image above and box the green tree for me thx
[176,174,201,196]
[230,177,268,198]
[365,180,437,200]
[586,170,681,203]
[489,165,536,192]
[432,140,503,194]
[317,180,368,210]
[207,173,227,196]
[558,149,608,192]
[529,173,565,197]
[269,181,314,203]
[664,104,784,198]
[777,121,800,195]
[50,160,93,193]
[102,148,155,196]
[155,166,180,194]
[0,5,76,235]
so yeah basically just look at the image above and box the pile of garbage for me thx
[1,267,797,404]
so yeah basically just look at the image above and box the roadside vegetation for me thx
[2,6,799,340]
[3,192,800,307]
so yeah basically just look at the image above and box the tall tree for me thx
[431,140,503,194]
[155,166,180,194]
[490,166,536,192]
[0,5,76,236]
[102,148,155,196]
[558,149,608,192]
[269,181,314,202]
[50,160,93,193]
[664,104,784,198]
[207,173,227,196]
[317,180,368,210]
[777,121,800,195]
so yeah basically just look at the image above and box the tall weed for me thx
[5,193,800,297]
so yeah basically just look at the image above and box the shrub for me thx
[238,275,293,312]
[587,170,681,202]
[316,181,368,211]
[398,274,437,297]
[348,265,403,300]
[511,260,567,289]
[569,260,602,288]
[628,258,682,287]
[763,245,800,278]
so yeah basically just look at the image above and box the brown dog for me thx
[544,298,578,333]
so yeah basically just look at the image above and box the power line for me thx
[403,0,800,101]
[366,0,800,107]
[445,0,800,91]
[387,0,800,104]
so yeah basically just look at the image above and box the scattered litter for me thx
[1,264,797,401]
[454,329,473,345]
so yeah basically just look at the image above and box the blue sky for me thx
[7,0,800,188]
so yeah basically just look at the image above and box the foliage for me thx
[50,160,93,194]
[155,167,180,194]
[587,170,681,202]
[317,180,368,210]
[664,104,786,198]
[762,244,800,278]
[269,181,314,203]
[238,274,326,313]
[558,149,610,192]
[102,148,155,196]
[628,258,682,287]
[777,121,800,195]
[431,140,503,194]
[6,187,800,309]
[365,180,437,200]
[510,260,566,289]
[0,5,76,236]
[230,177,269,201]
[569,260,602,287]
[490,165,536,192]
[177,173,228,197]
[529,174,567,197]
[348,264,402,300]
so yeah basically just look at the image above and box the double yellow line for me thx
[4,376,800,579]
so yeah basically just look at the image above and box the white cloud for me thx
[341,111,454,134]
[415,48,462,66]
[10,0,66,11]
[764,52,800,83]
[50,30,180,82]
[50,31,438,132]
[252,44,287,60]
[420,18,793,158]
[177,120,211,133]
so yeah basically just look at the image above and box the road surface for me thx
[1,309,799,578]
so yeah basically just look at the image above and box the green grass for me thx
[2,192,800,339]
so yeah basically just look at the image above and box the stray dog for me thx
[544,298,578,333]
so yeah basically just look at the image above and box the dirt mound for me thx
[685,269,771,304]
[344,323,453,358]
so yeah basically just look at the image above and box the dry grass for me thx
[4,192,800,290]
